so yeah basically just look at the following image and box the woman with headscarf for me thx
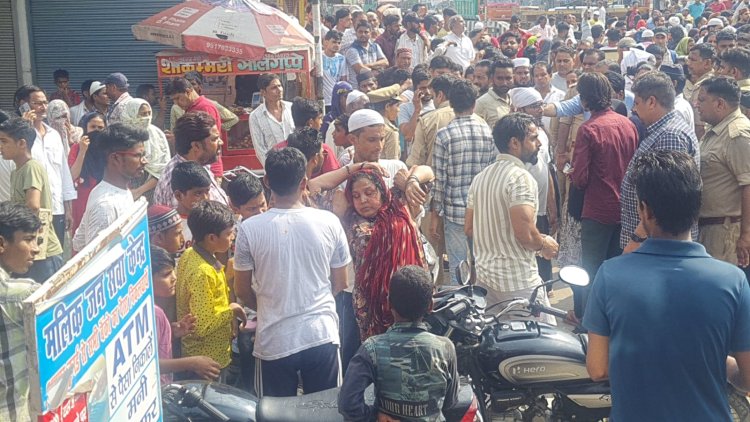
[343,167,433,341]
[121,98,171,202]
[68,111,106,235]
[321,81,352,148]
[675,36,694,57]
[48,99,83,155]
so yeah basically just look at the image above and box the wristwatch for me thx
[630,232,647,243]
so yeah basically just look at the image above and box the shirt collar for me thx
[634,238,711,258]
[708,109,744,136]
[497,153,525,168]
[738,78,750,88]
[192,243,224,270]
[436,101,451,109]
[488,89,510,104]
[388,321,429,332]
[646,110,677,133]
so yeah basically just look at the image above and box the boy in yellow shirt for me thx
[176,200,246,380]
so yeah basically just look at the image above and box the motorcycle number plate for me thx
[509,321,526,331]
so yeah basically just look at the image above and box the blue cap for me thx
[104,72,129,90]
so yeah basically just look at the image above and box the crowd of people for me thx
[4,0,750,420]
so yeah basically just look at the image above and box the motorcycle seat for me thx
[257,384,476,422]
[256,386,375,422]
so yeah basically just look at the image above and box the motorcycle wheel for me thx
[729,386,750,422]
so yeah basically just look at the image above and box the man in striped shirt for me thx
[465,113,558,322]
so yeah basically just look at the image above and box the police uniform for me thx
[338,322,459,422]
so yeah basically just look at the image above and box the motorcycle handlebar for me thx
[532,303,569,320]
[180,386,230,422]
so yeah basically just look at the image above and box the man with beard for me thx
[346,21,389,89]
[473,60,491,95]
[465,113,558,322]
[512,58,532,87]
[475,58,513,130]
[570,73,638,319]
[376,14,402,67]
[72,124,149,251]
[510,88,557,284]
[398,67,434,143]
[154,112,228,208]
[499,31,520,59]
[396,13,430,68]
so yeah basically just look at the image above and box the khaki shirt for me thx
[406,102,455,167]
[685,72,713,132]
[739,79,750,92]
[475,89,511,131]
[382,119,401,160]
[699,109,750,218]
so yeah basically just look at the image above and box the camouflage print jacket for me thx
[338,322,459,422]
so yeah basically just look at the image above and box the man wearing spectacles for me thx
[72,124,149,252]
[18,85,77,250]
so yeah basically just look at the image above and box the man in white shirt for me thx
[443,15,476,72]
[249,74,295,166]
[19,87,77,247]
[347,109,408,187]
[661,64,695,128]
[72,124,148,252]
[104,73,133,124]
[69,79,94,126]
[618,37,656,90]
[529,15,556,41]
[234,147,350,398]
[396,12,430,69]
[551,46,577,92]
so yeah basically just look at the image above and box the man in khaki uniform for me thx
[685,44,716,139]
[694,76,750,273]
[475,59,513,131]
[405,74,454,281]
[406,74,455,168]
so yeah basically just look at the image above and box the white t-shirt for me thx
[322,53,347,106]
[443,32,476,72]
[72,181,134,251]
[525,130,551,216]
[233,207,352,360]
[551,73,569,93]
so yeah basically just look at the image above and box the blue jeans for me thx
[444,220,468,285]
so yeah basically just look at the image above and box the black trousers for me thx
[336,291,361,375]
[575,219,622,319]
[255,343,340,398]
[536,215,552,284]
[53,214,65,248]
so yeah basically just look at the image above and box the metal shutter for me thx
[29,0,182,96]
[0,0,18,111]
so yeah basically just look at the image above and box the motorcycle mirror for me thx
[558,265,590,287]
[456,260,471,286]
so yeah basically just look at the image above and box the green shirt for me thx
[10,159,63,257]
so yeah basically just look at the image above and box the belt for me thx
[698,216,742,226]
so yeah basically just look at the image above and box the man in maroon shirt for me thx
[570,72,638,318]
[168,77,225,178]
[376,14,403,67]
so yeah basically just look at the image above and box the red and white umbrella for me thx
[132,0,313,60]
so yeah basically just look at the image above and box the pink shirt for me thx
[155,305,173,385]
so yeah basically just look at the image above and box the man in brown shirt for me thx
[694,76,750,272]
[685,44,716,139]
[406,74,455,168]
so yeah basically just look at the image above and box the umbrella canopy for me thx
[132,0,313,60]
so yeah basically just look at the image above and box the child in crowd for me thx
[151,245,222,385]
[175,200,246,381]
[225,172,268,392]
[170,161,211,249]
[148,205,185,255]
[0,118,64,283]
[226,173,268,221]
[338,266,459,421]
[0,201,42,420]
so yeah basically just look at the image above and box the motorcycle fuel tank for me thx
[479,320,591,385]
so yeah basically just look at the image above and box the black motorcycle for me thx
[426,262,750,422]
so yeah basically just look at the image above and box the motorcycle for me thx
[426,261,750,422]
